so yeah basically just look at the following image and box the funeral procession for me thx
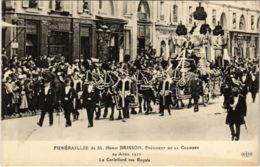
[1,0,259,141]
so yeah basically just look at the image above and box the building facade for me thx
[2,0,260,62]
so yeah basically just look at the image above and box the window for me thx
[232,13,236,29]
[172,5,178,23]
[212,9,216,26]
[137,1,149,21]
[160,0,164,21]
[239,15,245,30]
[29,0,38,8]
[188,6,193,24]
[251,15,254,30]
[99,0,102,9]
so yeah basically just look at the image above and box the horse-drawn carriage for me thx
[170,44,222,105]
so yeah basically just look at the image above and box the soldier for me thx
[190,73,202,112]
[37,77,55,127]
[60,78,77,127]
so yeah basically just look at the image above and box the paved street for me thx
[1,94,259,142]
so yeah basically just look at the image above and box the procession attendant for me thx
[60,78,77,127]
[101,63,117,120]
[71,70,83,120]
[190,73,202,112]
[37,78,55,127]
[158,74,172,116]
[116,72,133,121]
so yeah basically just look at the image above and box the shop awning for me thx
[96,15,128,24]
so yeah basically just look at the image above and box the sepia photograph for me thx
[1,0,259,166]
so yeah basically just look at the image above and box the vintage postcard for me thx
[1,0,259,166]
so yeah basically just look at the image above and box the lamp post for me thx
[96,28,103,60]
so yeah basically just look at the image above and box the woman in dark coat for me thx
[226,81,247,141]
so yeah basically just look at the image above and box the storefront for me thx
[14,14,97,63]
[230,31,259,59]
[95,15,128,62]
[72,18,96,63]
[16,14,72,61]
[48,19,72,61]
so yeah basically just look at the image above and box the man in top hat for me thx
[226,75,247,141]
[37,77,55,127]
[82,81,99,128]
[60,78,77,127]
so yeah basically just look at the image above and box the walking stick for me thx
[244,120,247,130]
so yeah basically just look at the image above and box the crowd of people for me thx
[1,46,259,140]
[222,57,259,141]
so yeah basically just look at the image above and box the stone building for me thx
[154,1,260,60]
[2,0,260,62]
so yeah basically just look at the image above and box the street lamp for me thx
[97,28,103,41]
[96,24,112,61]
[105,29,111,42]
[97,25,111,41]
